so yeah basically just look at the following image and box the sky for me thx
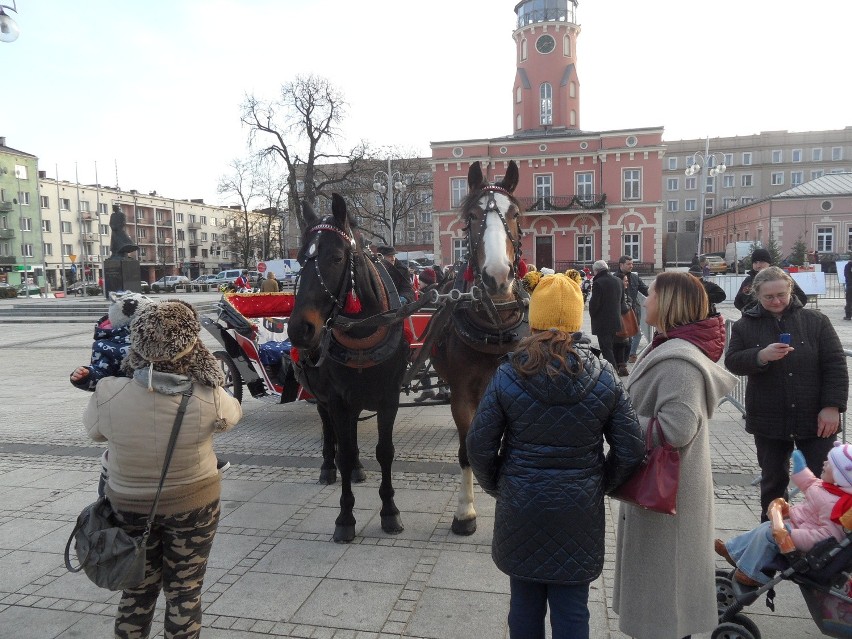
[2,0,850,207]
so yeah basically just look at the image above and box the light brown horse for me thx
[430,160,528,535]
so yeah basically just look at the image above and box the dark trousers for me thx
[508,577,590,639]
[754,434,836,521]
[846,284,852,318]
[114,501,220,639]
[596,333,617,368]
[613,338,630,366]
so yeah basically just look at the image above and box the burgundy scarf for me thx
[649,315,726,362]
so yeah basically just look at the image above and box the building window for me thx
[100,224,109,235]
[771,172,784,186]
[136,227,147,239]
[576,234,593,262]
[705,176,715,193]
[812,170,825,179]
[723,153,733,166]
[623,233,640,260]
[59,198,71,211]
[569,81,576,98]
[667,178,679,191]
[667,200,679,212]
[20,243,33,257]
[723,198,738,209]
[14,165,28,180]
[771,150,782,163]
[667,220,678,232]
[61,221,72,234]
[98,202,109,215]
[41,220,51,232]
[419,210,432,224]
[833,147,844,161]
[534,174,552,209]
[521,38,527,61]
[741,174,754,187]
[576,172,594,201]
[848,228,852,252]
[79,200,90,212]
[20,217,31,231]
[817,226,834,252]
[40,195,49,208]
[155,209,164,222]
[792,149,802,162]
[18,192,30,205]
[200,215,207,225]
[723,174,735,188]
[741,197,754,204]
[564,34,571,56]
[813,148,823,161]
[791,171,804,186]
[516,86,522,103]
[516,114,522,130]
[423,231,433,243]
[685,199,697,212]
[176,212,183,223]
[570,110,576,126]
[622,169,641,201]
[667,157,677,170]
[188,214,196,224]
[685,177,697,190]
[705,198,714,215]
[684,220,697,232]
[450,178,468,208]
[452,238,466,263]
[539,82,553,126]
[43,242,52,256]
[201,232,208,241]
[742,152,752,166]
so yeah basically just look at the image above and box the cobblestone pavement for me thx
[0,296,848,637]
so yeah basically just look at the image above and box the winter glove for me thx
[792,449,807,474]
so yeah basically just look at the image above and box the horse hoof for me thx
[351,467,367,483]
[318,468,337,485]
[451,517,477,536]
[381,514,404,535]
[334,524,356,543]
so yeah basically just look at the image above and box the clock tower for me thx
[512,0,581,134]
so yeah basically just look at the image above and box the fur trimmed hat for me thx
[527,273,584,333]
[829,442,852,492]
[122,299,224,387]
[108,291,152,329]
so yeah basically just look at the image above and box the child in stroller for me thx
[713,443,852,639]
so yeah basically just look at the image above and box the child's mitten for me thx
[792,449,807,474]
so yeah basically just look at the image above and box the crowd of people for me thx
[68,250,850,639]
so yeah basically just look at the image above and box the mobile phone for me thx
[779,333,791,345]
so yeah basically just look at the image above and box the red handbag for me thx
[616,308,639,339]
[610,417,680,515]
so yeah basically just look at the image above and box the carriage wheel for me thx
[711,622,756,639]
[214,350,243,403]
[729,614,761,639]
[716,573,737,612]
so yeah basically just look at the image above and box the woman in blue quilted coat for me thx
[467,271,644,639]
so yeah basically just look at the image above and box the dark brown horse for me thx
[431,160,528,535]
[287,194,408,543]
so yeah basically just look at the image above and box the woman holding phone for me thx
[725,266,848,521]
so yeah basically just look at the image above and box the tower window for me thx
[521,38,528,61]
[540,83,553,126]
[570,110,576,126]
[569,81,576,98]
[563,34,571,57]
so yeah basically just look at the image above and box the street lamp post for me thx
[685,137,727,257]
[373,158,406,248]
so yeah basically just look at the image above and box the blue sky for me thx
[2,0,850,206]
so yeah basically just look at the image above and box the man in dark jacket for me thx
[688,265,726,316]
[734,248,807,310]
[844,259,852,320]
[725,285,848,520]
[589,260,623,369]
[614,256,649,363]
[375,245,415,304]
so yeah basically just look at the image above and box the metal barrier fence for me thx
[720,319,850,443]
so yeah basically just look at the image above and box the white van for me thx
[725,241,761,272]
[261,259,301,285]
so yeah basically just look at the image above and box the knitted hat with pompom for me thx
[527,273,584,333]
[829,442,852,493]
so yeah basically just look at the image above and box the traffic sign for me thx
[69,254,77,263]
[257,262,267,273]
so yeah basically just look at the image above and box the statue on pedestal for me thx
[109,204,139,258]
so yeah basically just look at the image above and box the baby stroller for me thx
[714,500,852,639]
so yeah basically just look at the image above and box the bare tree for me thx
[218,157,259,267]
[241,74,368,233]
[253,157,290,259]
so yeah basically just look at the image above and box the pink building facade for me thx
[430,0,664,270]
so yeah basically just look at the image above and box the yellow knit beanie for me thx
[528,273,584,333]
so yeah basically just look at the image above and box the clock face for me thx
[536,35,555,54]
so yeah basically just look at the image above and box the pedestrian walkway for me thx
[0,298,848,637]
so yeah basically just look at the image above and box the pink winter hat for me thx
[828,442,852,492]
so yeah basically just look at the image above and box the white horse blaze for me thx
[481,194,512,286]
[455,466,477,522]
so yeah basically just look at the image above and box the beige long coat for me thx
[613,338,736,639]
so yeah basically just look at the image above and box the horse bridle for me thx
[297,222,357,316]
[462,185,525,324]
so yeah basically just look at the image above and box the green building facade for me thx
[0,138,43,288]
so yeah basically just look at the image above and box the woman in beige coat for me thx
[612,272,736,639]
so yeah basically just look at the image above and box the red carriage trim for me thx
[224,292,295,319]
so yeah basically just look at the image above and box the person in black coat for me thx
[589,260,623,369]
[467,272,644,639]
[734,248,807,311]
[725,266,848,521]
[844,259,852,320]
[375,245,415,304]
[687,265,726,316]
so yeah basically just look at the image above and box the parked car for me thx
[0,282,18,298]
[140,281,150,293]
[150,275,191,293]
[192,274,216,284]
[208,269,244,288]
[700,255,728,274]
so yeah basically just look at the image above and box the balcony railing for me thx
[0,202,13,212]
[517,193,607,212]
[0,256,16,265]
[0,228,15,239]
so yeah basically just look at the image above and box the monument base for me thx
[104,257,141,297]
